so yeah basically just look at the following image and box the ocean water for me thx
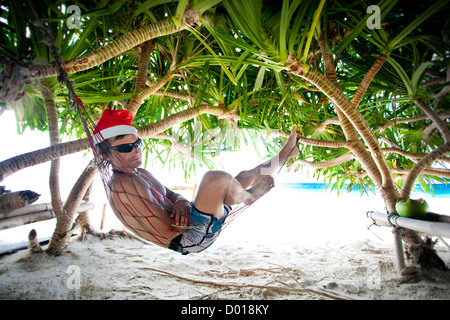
[1,181,449,252]
[217,182,449,248]
[1,109,448,252]
[282,183,450,198]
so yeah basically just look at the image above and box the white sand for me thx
[0,186,449,300]
[2,110,449,301]
[1,236,449,300]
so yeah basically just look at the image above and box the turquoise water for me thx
[281,183,450,198]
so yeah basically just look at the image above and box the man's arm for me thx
[165,187,191,229]
[165,187,188,203]
[134,168,191,229]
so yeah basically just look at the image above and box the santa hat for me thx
[93,109,138,145]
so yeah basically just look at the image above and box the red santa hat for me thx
[93,109,138,144]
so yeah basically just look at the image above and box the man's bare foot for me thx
[245,175,275,204]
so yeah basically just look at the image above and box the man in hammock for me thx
[94,109,299,254]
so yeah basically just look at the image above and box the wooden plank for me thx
[0,202,94,220]
[0,203,95,230]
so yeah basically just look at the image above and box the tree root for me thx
[28,229,44,253]
[138,266,352,300]
[400,236,450,284]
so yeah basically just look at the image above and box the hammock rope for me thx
[31,11,297,254]
[51,67,259,251]
[69,98,296,253]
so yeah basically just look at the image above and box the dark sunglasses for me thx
[112,138,142,153]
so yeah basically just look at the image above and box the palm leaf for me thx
[387,0,449,52]
[302,0,325,67]
[386,57,413,97]
[187,26,237,85]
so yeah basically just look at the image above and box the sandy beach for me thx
[0,185,449,300]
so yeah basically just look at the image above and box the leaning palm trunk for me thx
[134,41,154,94]
[127,71,176,116]
[285,54,399,210]
[41,83,65,219]
[401,142,450,199]
[284,52,448,275]
[396,98,450,271]
[401,98,450,199]
[0,104,234,182]
[316,40,383,188]
[76,182,99,238]
[31,11,199,79]
[293,152,355,168]
[351,54,388,108]
[46,160,98,255]
[287,52,450,274]
[0,139,90,182]
[138,103,236,137]
[42,82,78,255]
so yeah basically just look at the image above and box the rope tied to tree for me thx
[28,5,303,255]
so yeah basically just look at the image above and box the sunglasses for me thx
[112,138,142,153]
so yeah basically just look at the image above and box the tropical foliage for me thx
[0,0,449,267]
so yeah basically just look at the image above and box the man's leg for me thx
[193,127,299,218]
[235,126,299,189]
[193,171,275,219]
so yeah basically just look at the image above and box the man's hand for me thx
[170,199,191,229]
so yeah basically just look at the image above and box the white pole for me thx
[392,227,405,275]
[366,211,450,239]
[366,211,450,275]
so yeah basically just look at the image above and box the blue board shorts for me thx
[168,202,232,255]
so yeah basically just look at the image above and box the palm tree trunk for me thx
[127,71,176,116]
[134,104,234,138]
[400,142,450,199]
[41,83,65,218]
[375,112,450,131]
[317,36,338,86]
[297,136,351,148]
[292,152,354,168]
[0,139,90,182]
[46,160,98,255]
[134,41,154,93]
[41,82,93,256]
[351,54,387,108]
[400,99,450,199]
[382,147,450,164]
[414,99,450,143]
[76,182,98,237]
[315,41,384,189]
[0,104,233,182]
[32,11,198,79]
[152,88,196,104]
[291,56,448,272]
[286,55,399,210]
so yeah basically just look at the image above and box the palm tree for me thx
[0,0,449,274]
[212,0,449,272]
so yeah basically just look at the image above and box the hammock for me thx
[30,12,296,254]
[56,62,299,254]
[72,96,265,254]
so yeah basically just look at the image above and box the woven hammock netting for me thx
[13,11,268,255]
[74,97,253,254]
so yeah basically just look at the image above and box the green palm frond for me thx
[1,0,448,192]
